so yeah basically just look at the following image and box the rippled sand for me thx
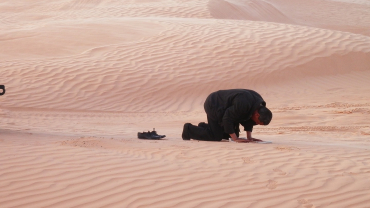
[1,0,370,207]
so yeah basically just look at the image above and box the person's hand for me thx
[246,138,262,142]
[233,138,252,143]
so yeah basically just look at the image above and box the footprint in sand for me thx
[273,168,287,175]
[242,157,254,164]
[266,180,278,189]
[274,146,300,151]
[297,199,315,208]
[298,199,309,204]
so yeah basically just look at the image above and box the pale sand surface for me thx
[1,0,370,207]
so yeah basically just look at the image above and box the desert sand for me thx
[1,0,370,207]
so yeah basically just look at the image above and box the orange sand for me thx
[1,0,370,207]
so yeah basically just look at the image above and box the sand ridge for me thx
[1,132,370,207]
[2,19,370,112]
[1,0,370,207]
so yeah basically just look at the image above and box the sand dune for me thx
[208,0,294,23]
[1,0,370,207]
[1,132,370,207]
[0,19,165,58]
[2,19,370,112]
[209,0,370,36]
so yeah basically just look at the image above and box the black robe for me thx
[204,89,266,134]
[0,85,5,96]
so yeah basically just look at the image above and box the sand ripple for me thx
[1,1,370,207]
[1,134,370,207]
[2,19,370,113]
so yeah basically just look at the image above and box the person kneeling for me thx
[182,89,272,143]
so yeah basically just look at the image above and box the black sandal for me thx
[138,128,166,140]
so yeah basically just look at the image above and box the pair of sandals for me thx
[0,85,5,96]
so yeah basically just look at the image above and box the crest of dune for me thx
[1,0,370,207]
[208,0,293,23]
